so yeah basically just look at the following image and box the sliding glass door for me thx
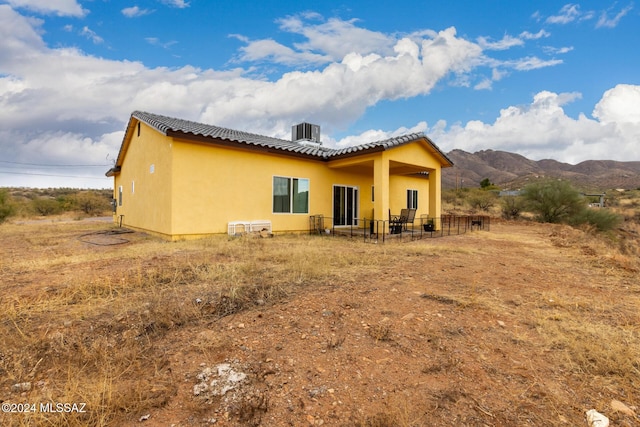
[333,185,359,226]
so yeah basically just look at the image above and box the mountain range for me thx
[441,149,640,191]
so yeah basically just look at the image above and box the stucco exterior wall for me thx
[169,140,381,237]
[387,139,444,170]
[389,175,430,219]
[113,121,173,236]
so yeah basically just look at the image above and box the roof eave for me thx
[326,145,386,160]
[421,135,454,167]
[105,166,121,177]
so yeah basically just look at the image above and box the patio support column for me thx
[373,154,390,233]
[428,168,441,228]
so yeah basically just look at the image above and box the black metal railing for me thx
[309,214,490,243]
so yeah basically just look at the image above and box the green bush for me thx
[441,189,459,204]
[55,194,76,211]
[0,189,15,223]
[521,179,585,223]
[501,195,524,220]
[74,191,111,215]
[479,177,499,191]
[569,208,622,232]
[32,197,62,216]
[520,179,623,232]
[466,188,498,212]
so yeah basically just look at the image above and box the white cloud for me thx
[546,4,580,24]
[278,15,395,61]
[200,27,485,128]
[543,45,574,55]
[477,34,523,51]
[233,14,561,89]
[476,29,551,52]
[596,3,633,28]
[145,37,177,49]
[80,26,103,44]
[592,84,640,123]
[332,122,429,148]
[1,6,636,187]
[539,3,631,29]
[235,38,331,66]
[3,0,86,17]
[160,0,189,9]
[506,56,563,71]
[0,7,497,186]
[546,4,590,25]
[492,68,508,81]
[520,30,550,40]
[234,15,395,66]
[0,128,120,188]
[0,4,46,55]
[122,6,153,18]
[473,78,493,91]
[432,88,640,164]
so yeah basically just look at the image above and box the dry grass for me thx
[0,222,394,426]
[1,212,639,426]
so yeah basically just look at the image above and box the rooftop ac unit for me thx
[292,123,321,144]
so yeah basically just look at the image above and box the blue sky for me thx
[1,0,639,188]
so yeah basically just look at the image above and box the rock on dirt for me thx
[586,409,609,427]
[193,363,247,399]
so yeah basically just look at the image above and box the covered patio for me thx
[326,137,451,235]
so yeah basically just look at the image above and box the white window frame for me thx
[407,189,418,209]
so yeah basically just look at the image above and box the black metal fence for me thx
[309,214,490,243]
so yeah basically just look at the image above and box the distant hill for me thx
[442,149,640,191]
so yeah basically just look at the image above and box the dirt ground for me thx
[1,218,639,426]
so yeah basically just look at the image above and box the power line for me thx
[0,170,109,180]
[0,160,111,167]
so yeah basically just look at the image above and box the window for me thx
[131,180,135,194]
[407,189,418,209]
[118,185,123,207]
[371,185,374,202]
[273,176,309,213]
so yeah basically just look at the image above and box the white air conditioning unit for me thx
[292,123,321,144]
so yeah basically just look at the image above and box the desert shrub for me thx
[0,189,16,223]
[75,191,111,215]
[501,195,524,220]
[32,197,62,216]
[466,188,498,212]
[55,194,76,211]
[521,179,585,223]
[569,207,622,232]
[441,189,459,205]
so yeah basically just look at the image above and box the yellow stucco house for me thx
[106,111,453,240]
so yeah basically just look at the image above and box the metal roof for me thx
[107,111,453,176]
